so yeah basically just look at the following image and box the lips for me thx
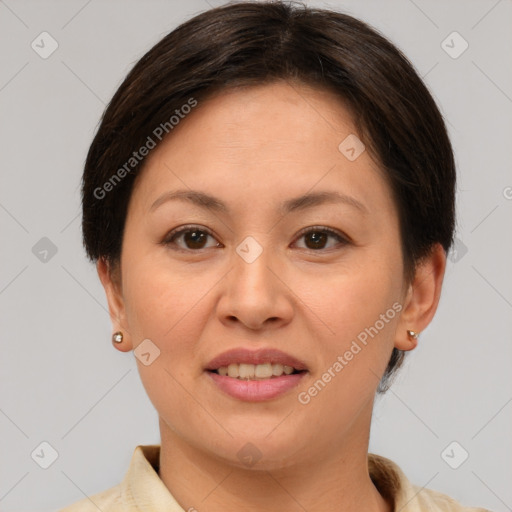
[205,347,308,401]
[205,347,308,373]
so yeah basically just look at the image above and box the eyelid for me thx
[162,224,220,247]
[293,225,350,245]
[162,224,350,251]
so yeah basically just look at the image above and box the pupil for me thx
[306,232,326,249]
[185,230,206,249]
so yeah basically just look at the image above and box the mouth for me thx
[204,347,308,401]
[207,362,306,380]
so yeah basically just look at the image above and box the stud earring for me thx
[112,331,124,344]
[407,330,419,340]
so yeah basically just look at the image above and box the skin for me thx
[98,81,446,512]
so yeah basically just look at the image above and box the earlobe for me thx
[395,243,447,351]
[97,258,133,352]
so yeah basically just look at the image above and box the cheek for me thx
[120,259,215,409]
[297,250,404,396]
[121,256,216,355]
[294,271,402,423]
[301,251,402,338]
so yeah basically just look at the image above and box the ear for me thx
[395,243,447,351]
[97,258,133,352]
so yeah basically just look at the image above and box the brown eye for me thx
[294,227,349,251]
[164,226,220,251]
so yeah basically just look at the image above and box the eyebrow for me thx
[150,189,368,215]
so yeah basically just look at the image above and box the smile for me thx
[210,362,303,380]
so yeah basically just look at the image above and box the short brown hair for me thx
[81,1,456,393]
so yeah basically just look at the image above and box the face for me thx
[101,81,435,470]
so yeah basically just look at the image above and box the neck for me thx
[158,412,391,512]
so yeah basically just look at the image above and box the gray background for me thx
[0,0,511,511]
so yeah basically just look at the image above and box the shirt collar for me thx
[368,452,424,510]
[121,445,185,510]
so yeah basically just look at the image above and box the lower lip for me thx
[206,371,307,402]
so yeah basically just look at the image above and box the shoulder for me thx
[58,484,123,512]
[368,453,493,512]
[411,483,492,511]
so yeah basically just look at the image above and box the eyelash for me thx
[162,224,350,253]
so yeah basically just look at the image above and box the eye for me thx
[162,225,349,252]
[163,225,221,251]
[293,226,349,251]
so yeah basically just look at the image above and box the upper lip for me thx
[205,348,308,371]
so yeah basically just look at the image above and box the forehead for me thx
[184,81,357,151]
[130,81,393,218]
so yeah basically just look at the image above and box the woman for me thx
[60,2,491,511]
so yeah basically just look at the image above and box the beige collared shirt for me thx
[59,445,492,511]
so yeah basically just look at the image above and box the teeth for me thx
[255,363,272,378]
[272,363,284,376]
[216,363,298,379]
[239,363,255,379]
[227,363,239,378]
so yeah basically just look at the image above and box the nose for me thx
[216,242,294,331]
